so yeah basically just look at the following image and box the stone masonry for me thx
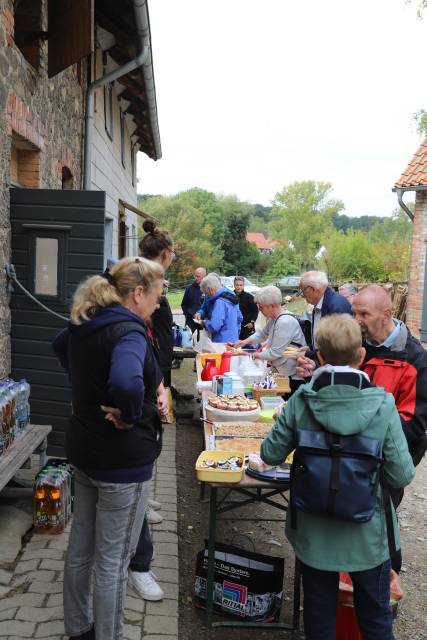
[0,0,86,377]
[0,425,178,640]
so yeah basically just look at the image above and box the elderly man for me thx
[299,271,351,350]
[339,282,358,304]
[234,276,259,340]
[199,273,242,343]
[181,267,206,333]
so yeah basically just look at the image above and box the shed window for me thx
[34,238,58,296]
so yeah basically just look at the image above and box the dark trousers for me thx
[129,516,153,573]
[185,316,199,334]
[239,326,255,341]
[301,560,394,640]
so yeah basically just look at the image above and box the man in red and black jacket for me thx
[352,284,427,470]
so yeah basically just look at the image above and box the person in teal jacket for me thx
[260,314,415,640]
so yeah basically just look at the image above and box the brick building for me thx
[0,1,161,452]
[394,138,427,341]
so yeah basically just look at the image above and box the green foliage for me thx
[411,109,427,136]
[332,213,388,232]
[271,181,344,269]
[322,230,387,281]
[265,245,301,278]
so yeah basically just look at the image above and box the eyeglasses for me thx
[299,285,313,295]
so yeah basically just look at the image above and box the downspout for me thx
[394,187,414,221]
[83,0,157,190]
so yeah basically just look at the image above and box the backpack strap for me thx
[380,469,397,558]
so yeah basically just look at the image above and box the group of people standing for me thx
[54,220,178,640]
[52,224,427,640]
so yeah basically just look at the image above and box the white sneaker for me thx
[146,506,163,524]
[128,570,164,601]
[148,498,162,510]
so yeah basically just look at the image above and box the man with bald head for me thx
[181,267,206,333]
[352,284,427,470]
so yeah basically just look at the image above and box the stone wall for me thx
[406,191,427,339]
[0,0,85,377]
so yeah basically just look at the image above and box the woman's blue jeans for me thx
[301,560,394,640]
[63,469,149,640]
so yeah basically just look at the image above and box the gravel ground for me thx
[173,359,427,639]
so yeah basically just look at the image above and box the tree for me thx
[219,199,261,275]
[322,230,387,282]
[271,181,344,270]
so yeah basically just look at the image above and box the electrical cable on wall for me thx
[5,264,69,323]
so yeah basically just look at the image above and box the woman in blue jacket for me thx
[199,273,243,343]
[53,257,166,640]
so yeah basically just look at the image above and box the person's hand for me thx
[295,355,316,378]
[100,405,133,430]
[157,386,169,416]
[244,322,254,329]
[194,313,201,321]
[234,339,248,348]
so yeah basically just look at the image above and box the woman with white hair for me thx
[199,273,243,343]
[235,285,306,393]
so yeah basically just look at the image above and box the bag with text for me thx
[194,541,284,622]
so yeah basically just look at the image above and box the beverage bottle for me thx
[34,482,51,533]
[49,479,65,534]
[21,379,30,428]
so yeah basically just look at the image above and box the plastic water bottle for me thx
[19,379,30,430]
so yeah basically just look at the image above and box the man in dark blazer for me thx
[234,276,259,340]
[299,270,351,350]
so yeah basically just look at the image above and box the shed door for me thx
[10,189,106,456]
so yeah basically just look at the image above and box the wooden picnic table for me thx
[0,424,51,492]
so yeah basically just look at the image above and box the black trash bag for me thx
[194,541,284,622]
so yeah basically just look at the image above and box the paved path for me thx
[0,425,178,640]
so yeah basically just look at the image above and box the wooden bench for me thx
[0,424,51,493]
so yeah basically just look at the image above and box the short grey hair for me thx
[339,283,358,296]
[200,272,221,294]
[254,285,282,307]
[300,270,328,290]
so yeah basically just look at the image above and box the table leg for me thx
[206,486,217,626]
[38,438,47,470]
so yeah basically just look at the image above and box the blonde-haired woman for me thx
[53,257,166,640]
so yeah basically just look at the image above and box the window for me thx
[104,83,113,139]
[131,224,137,255]
[120,110,126,168]
[13,0,42,69]
[131,144,137,186]
[34,238,58,296]
[10,133,40,188]
[104,218,113,267]
[24,225,70,303]
[61,167,73,190]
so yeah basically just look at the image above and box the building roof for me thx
[246,232,276,250]
[96,0,161,160]
[395,138,427,188]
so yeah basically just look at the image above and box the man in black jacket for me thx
[234,276,259,340]
[181,267,206,333]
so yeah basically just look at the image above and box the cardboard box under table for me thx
[198,417,301,630]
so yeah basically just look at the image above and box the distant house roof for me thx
[246,232,276,250]
[395,138,427,188]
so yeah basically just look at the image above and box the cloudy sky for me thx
[137,0,427,217]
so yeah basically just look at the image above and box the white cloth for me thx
[311,295,324,349]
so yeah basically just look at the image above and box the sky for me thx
[137,0,427,217]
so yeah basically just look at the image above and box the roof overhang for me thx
[95,0,161,160]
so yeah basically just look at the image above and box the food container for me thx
[205,402,261,423]
[195,450,244,483]
[258,408,276,423]
[260,396,284,410]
